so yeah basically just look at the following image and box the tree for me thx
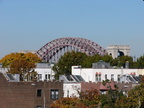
[82,54,101,68]
[8,59,37,81]
[137,55,144,68]
[50,89,100,108]
[115,95,133,108]
[82,56,94,68]
[82,54,113,68]
[140,76,144,83]
[114,83,144,108]
[130,61,139,69]
[0,52,41,67]
[126,83,144,108]
[52,51,88,79]
[79,89,100,108]
[50,97,81,108]
[100,80,121,108]
[101,55,113,63]
[110,56,133,68]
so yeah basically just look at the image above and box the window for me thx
[73,75,85,82]
[45,74,51,80]
[105,74,107,80]
[37,106,42,108]
[111,74,114,81]
[95,75,98,81]
[95,74,101,82]
[117,74,120,82]
[66,75,73,81]
[51,89,59,100]
[48,74,51,80]
[67,90,69,97]
[99,74,101,82]
[45,74,47,80]
[38,74,42,80]
[37,89,42,97]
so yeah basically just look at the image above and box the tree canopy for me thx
[110,55,133,68]
[8,59,37,81]
[50,89,100,108]
[0,52,42,67]
[52,51,88,79]
[0,52,41,81]
[137,55,144,68]
[82,54,113,68]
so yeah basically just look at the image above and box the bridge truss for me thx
[36,37,107,63]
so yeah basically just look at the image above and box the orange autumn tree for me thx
[0,52,42,67]
[50,97,81,108]
[0,52,42,81]
[79,89,100,108]
[8,59,37,81]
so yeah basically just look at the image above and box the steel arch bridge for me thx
[36,37,107,63]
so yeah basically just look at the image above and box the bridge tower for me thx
[107,45,130,59]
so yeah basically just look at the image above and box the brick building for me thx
[0,73,63,108]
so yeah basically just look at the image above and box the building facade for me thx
[0,73,63,108]
[72,66,143,83]
[35,63,55,81]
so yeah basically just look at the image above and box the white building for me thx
[59,75,84,97]
[63,83,81,97]
[72,66,142,83]
[35,63,55,81]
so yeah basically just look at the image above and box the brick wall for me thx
[0,73,63,108]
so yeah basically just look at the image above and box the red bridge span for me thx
[36,37,107,63]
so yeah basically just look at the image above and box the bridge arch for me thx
[36,37,107,63]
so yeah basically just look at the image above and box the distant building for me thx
[107,45,130,58]
[0,73,63,108]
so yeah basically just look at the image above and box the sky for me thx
[0,0,144,59]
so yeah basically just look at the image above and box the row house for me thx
[72,66,142,83]
[0,73,63,108]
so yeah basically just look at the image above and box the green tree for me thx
[82,56,95,68]
[137,55,144,68]
[82,54,112,68]
[100,80,120,108]
[115,83,144,108]
[101,55,113,63]
[115,95,133,108]
[130,61,139,68]
[126,83,144,108]
[52,51,88,79]
[110,56,133,68]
